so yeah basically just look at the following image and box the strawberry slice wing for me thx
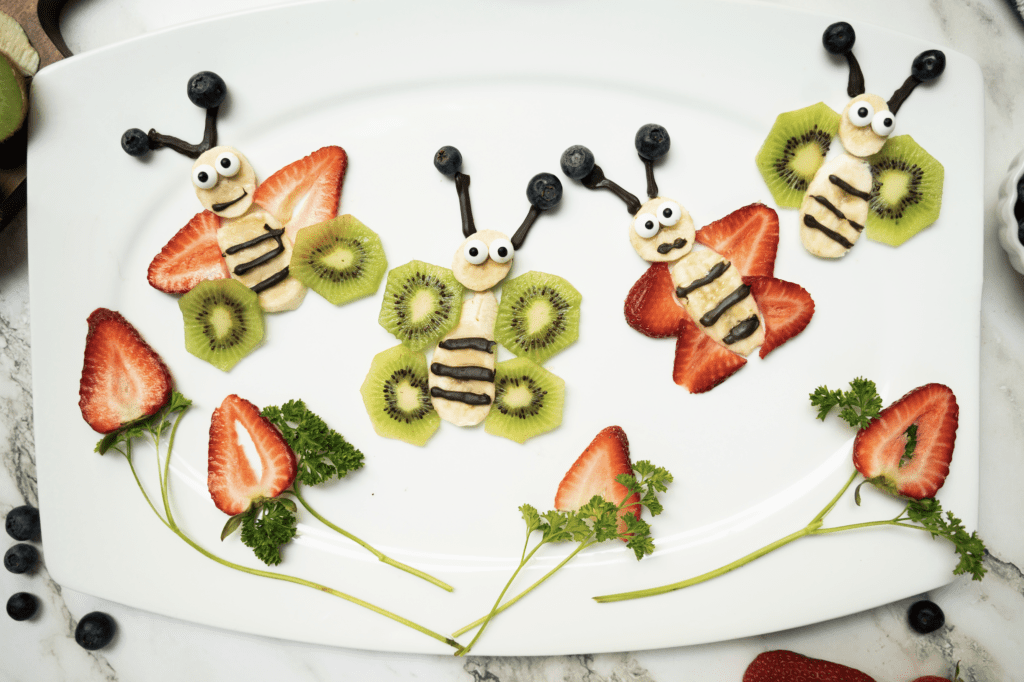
[79,309,173,433]
[743,650,876,682]
[672,317,746,393]
[624,262,690,338]
[148,210,228,294]
[208,394,298,516]
[696,203,779,278]
[744,276,815,359]
[253,145,348,243]
[555,426,640,536]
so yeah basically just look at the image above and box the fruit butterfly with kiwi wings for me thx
[561,124,814,393]
[756,22,946,258]
[362,146,580,446]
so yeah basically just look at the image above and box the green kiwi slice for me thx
[755,102,841,208]
[495,271,581,364]
[360,343,439,446]
[179,279,264,371]
[290,215,387,305]
[865,135,944,247]
[0,54,26,144]
[378,260,463,351]
[485,357,565,444]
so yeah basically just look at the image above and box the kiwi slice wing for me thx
[379,260,464,352]
[495,271,582,365]
[290,215,387,305]
[179,279,265,371]
[865,135,944,247]
[360,343,440,446]
[485,357,565,444]
[756,102,841,209]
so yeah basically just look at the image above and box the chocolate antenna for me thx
[888,50,946,114]
[434,146,476,237]
[560,145,642,215]
[635,124,670,198]
[121,71,226,159]
[511,173,562,250]
[822,22,865,97]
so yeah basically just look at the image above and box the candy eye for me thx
[656,201,681,226]
[489,238,514,264]
[848,101,874,127]
[192,164,217,189]
[871,110,896,136]
[215,151,241,177]
[633,212,660,239]
[463,239,488,265]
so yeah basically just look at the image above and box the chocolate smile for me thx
[212,189,249,212]
[656,237,688,254]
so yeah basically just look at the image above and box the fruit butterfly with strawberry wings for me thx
[560,125,815,394]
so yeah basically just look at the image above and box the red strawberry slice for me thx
[853,383,958,499]
[672,317,746,393]
[696,203,779,278]
[79,309,172,433]
[744,276,815,359]
[147,210,228,294]
[555,426,640,535]
[253,145,347,243]
[208,394,298,516]
[743,650,875,682]
[624,262,690,338]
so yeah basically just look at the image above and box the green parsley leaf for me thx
[239,498,298,566]
[899,424,918,467]
[262,400,364,487]
[810,377,882,430]
[906,498,987,581]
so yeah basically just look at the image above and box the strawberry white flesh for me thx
[253,145,347,243]
[695,203,779,279]
[744,276,815,359]
[555,426,639,534]
[672,316,746,393]
[147,210,228,294]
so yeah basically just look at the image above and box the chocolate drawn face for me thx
[192,146,257,218]
[629,197,696,263]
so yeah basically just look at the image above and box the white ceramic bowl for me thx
[998,149,1024,275]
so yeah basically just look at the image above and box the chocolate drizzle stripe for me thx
[813,194,864,232]
[657,237,688,255]
[828,174,871,201]
[225,224,286,255]
[430,363,495,382]
[234,244,285,276]
[430,387,492,406]
[723,315,760,344]
[848,220,865,232]
[438,337,496,353]
[803,214,855,249]
[250,266,290,294]
[676,261,730,300]
[699,284,751,327]
[212,189,248,212]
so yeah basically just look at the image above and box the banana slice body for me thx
[429,291,498,426]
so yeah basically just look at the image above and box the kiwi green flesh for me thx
[495,271,581,364]
[485,357,565,444]
[0,54,26,143]
[291,215,387,305]
[865,135,944,247]
[379,260,463,351]
[755,103,841,209]
[179,279,264,371]
[360,344,439,446]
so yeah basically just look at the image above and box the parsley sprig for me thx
[810,376,883,429]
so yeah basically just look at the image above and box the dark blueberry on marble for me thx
[7,592,38,621]
[635,124,670,161]
[911,50,946,82]
[822,22,856,54]
[120,128,151,157]
[908,599,945,633]
[75,611,117,650]
[5,505,40,541]
[434,146,462,176]
[526,173,562,210]
[4,543,38,574]
[186,71,227,109]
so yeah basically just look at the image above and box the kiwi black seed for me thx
[290,215,387,305]
[756,102,841,208]
[360,344,440,446]
[865,134,944,247]
[485,357,565,444]
[378,260,463,351]
[179,278,264,371]
[495,271,581,364]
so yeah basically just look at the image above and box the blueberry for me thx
[526,173,562,210]
[4,543,38,574]
[560,145,595,180]
[120,128,151,157]
[6,505,40,541]
[908,599,945,633]
[75,611,117,650]
[635,124,670,161]
[434,146,462,176]
[822,22,856,54]
[6,592,38,621]
[912,50,946,82]
[186,71,227,109]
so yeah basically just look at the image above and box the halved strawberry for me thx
[79,309,172,433]
[695,203,779,278]
[853,383,958,499]
[253,145,348,243]
[555,426,639,535]
[624,262,690,338]
[147,210,228,294]
[744,276,815,359]
[208,394,298,516]
[743,650,875,682]
[672,317,746,393]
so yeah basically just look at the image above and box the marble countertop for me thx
[2,0,1023,679]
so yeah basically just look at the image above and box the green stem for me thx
[291,483,453,592]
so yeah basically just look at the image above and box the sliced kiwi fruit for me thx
[865,135,944,247]
[360,343,439,446]
[495,271,581,364]
[378,260,463,351]
[485,357,565,444]
[290,215,387,305]
[755,102,841,208]
[0,53,26,144]
[179,279,264,371]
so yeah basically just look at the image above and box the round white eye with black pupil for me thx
[871,110,896,136]
[633,212,660,238]
[849,101,874,127]
[463,239,488,265]
[215,151,241,177]
[192,164,217,189]
[489,238,514,264]
[656,201,681,226]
